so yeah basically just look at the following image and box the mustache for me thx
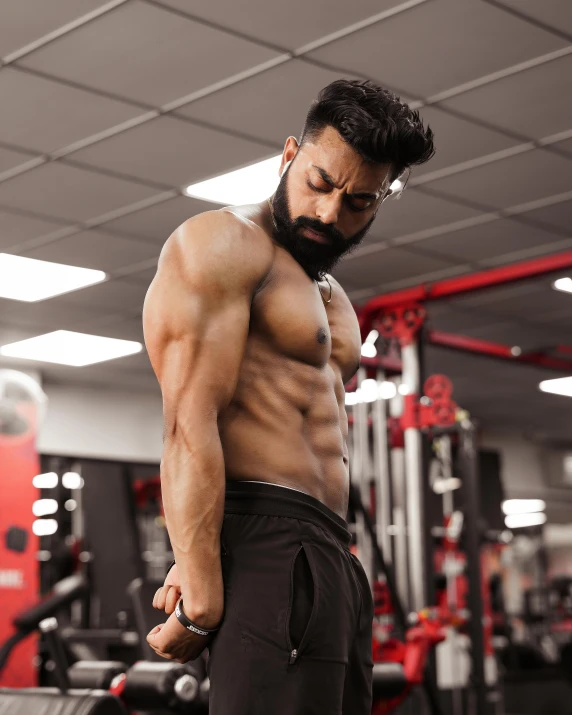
[291,217,344,245]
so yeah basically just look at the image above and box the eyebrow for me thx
[311,165,381,201]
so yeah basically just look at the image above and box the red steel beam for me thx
[359,251,572,328]
[428,330,572,373]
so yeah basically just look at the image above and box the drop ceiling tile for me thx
[307,0,566,98]
[158,0,403,50]
[95,317,145,343]
[440,53,572,142]
[101,196,214,242]
[0,0,108,57]
[71,115,274,187]
[0,163,158,222]
[520,199,572,234]
[0,296,105,331]
[56,278,149,313]
[177,60,363,145]
[124,267,157,286]
[495,0,572,35]
[553,137,572,156]
[0,144,36,173]
[416,106,519,176]
[19,0,281,106]
[481,238,572,268]
[428,149,572,210]
[369,188,483,240]
[41,362,159,392]
[0,68,141,154]
[25,230,160,272]
[0,209,69,250]
[413,218,564,262]
[332,245,453,288]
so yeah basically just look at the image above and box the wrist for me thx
[175,598,220,635]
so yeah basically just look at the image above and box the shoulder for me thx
[159,208,274,294]
[324,274,357,315]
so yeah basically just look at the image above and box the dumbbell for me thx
[116,661,202,711]
[68,661,128,690]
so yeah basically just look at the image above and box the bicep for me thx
[143,227,255,428]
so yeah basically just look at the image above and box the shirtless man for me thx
[143,79,434,714]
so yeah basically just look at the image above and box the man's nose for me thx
[315,194,343,226]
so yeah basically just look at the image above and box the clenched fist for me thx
[147,611,214,663]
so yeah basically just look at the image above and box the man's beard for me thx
[269,167,375,281]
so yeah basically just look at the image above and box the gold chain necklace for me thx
[266,198,332,305]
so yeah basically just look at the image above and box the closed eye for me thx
[307,181,371,212]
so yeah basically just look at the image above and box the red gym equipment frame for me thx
[354,250,572,713]
[358,249,572,374]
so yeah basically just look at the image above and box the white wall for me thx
[38,384,164,463]
[481,429,572,523]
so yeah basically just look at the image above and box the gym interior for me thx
[1,1,572,713]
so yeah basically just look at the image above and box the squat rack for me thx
[349,249,572,714]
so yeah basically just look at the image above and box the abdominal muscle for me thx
[218,354,351,519]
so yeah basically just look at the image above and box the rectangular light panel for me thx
[539,376,572,398]
[184,155,281,205]
[554,277,572,294]
[0,330,143,367]
[0,253,106,302]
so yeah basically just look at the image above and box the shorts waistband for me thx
[225,480,351,548]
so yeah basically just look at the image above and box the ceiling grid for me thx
[0,0,570,437]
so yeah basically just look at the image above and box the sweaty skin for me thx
[143,128,393,661]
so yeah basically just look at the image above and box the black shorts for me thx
[207,481,373,715]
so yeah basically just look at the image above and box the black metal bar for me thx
[39,618,71,693]
[458,420,488,715]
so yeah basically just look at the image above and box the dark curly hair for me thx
[301,79,435,183]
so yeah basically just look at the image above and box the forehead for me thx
[302,125,393,191]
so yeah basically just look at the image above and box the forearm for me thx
[161,420,225,623]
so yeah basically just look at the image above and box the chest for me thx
[251,263,362,383]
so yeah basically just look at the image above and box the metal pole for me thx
[402,341,427,613]
[389,380,409,610]
[372,369,393,568]
[459,418,487,715]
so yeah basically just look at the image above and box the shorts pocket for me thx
[285,542,319,664]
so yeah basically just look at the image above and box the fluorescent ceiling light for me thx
[33,472,58,489]
[33,519,58,536]
[184,155,282,205]
[505,512,547,529]
[344,380,397,405]
[0,254,106,302]
[0,330,143,367]
[361,378,379,403]
[62,472,84,489]
[502,499,546,516]
[361,343,377,358]
[539,376,572,397]
[378,381,397,400]
[32,499,58,517]
[553,277,572,294]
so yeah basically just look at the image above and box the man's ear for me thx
[279,136,299,176]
